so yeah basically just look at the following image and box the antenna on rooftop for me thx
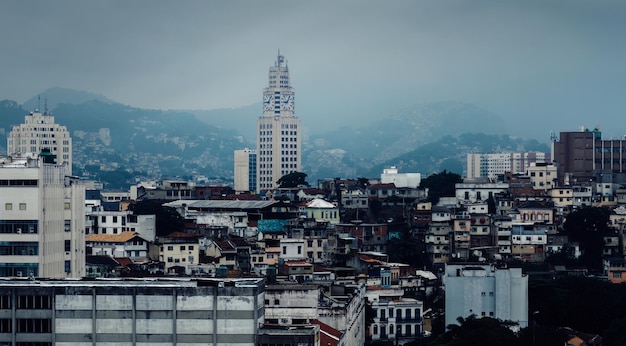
[44,98,48,115]
[37,95,41,112]
[550,131,557,142]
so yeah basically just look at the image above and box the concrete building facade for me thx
[0,277,264,345]
[7,111,72,174]
[443,264,528,329]
[234,148,257,193]
[0,156,85,278]
[256,51,302,192]
[466,152,550,180]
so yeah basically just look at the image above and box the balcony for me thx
[455,235,470,242]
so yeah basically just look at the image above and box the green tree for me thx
[432,315,520,346]
[130,199,184,237]
[276,171,310,188]
[420,170,463,204]
[562,206,611,270]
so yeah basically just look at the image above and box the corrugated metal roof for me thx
[164,200,276,210]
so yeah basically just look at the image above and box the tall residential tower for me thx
[7,111,72,174]
[256,51,302,192]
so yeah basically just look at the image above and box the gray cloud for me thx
[1,0,624,138]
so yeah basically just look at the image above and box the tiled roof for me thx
[86,232,138,243]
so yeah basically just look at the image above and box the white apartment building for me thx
[234,148,257,193]
[256,51,302,192]
[85,210,156,242]
[455,182,509,205]
[0,155,85,278]
[466,152,550,180]
[443,264,528,329]
[7,111,72,174]
[381,166,421,188]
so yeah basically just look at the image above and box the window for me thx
[188,245,194,250]
[181,246,186,251]
[282,246,286,255]
[64,202,71,210]
[19,203,26,210]
[64,260,71,273]
[297,246,302,254]
[614,272,622,279]
[64,240,71,252]
[4,203,11,211]
[167,246,173,251]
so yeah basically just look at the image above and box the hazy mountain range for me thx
[0,87,549,188]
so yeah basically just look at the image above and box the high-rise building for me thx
[234,148,257,193]
[7,111,72,174]
[256,51,302,192]
[552,127,626,184]
[466,152,550,180]
[0,155,85,278]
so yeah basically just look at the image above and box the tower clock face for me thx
[263,95,272,111]
[280,94,294,111]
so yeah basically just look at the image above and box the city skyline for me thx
[1,1,625,138]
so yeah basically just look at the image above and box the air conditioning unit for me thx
[278,317,291,326]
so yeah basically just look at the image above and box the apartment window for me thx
[19,203,26,210]
[188,246,194,250]
[297,246,302,254]
[167,246,173,251]
[282,246,286,255]
[64,202,70,210]
[64,220,71,232]
[64,240,71,252]
[16,319,52,333]
[101,216,106,223]
[65,260,71,273]
[167,257,173,263]
[4,204,11,211]
[112,216,118,223]
[181,246,186,251]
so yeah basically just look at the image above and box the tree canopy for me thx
[276,171,310,188]
[419,170,463,204]
[562,206,612,270]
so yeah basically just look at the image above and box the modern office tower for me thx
[0,155,85,278]
[0,277,265,345]
[552,127,626,184]
[7,111,72,174]
[234,148,257,193]
[466,152,550,180]
[256,51,302,192]
[443,264,528,329]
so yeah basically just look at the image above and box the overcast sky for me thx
[1,0,625,138]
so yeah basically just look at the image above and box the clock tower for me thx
[256,51,302,192]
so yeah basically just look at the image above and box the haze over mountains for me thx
[1,87,550,188]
